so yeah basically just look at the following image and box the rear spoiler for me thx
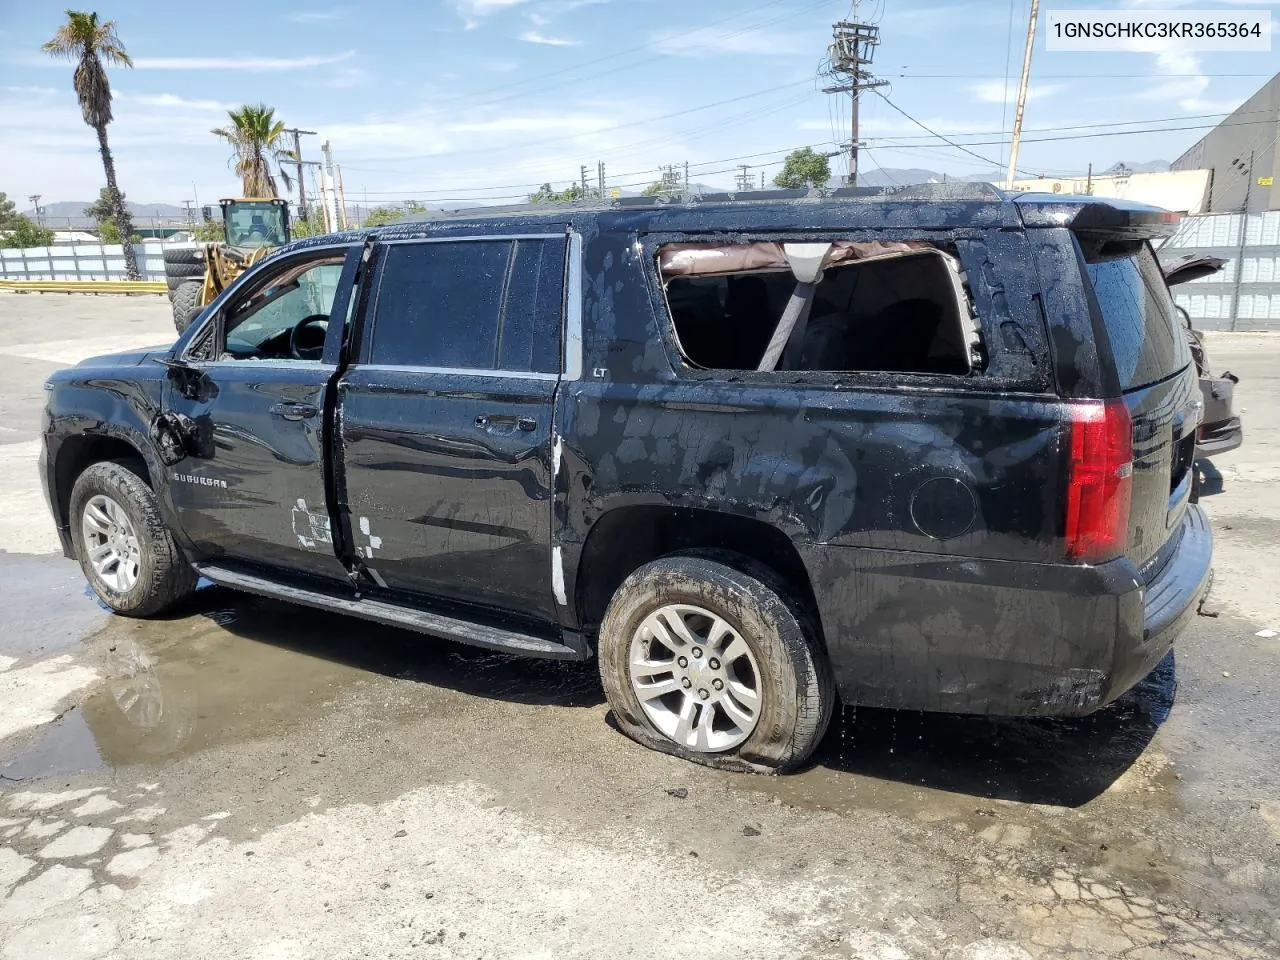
[1012,193,1182,240]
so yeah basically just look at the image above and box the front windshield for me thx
[223,202,288,249]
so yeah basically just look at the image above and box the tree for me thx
[211,104,295,198]
[98,220,121,243]
[84,186,118,224]
[191,219,224,242]
[0,192,18,227]
[773,148,831,190]
[43,11,140,279]
[0,216,56,249]
[528,183,583,204]
[641,182,665,197]
[361,206,404,227]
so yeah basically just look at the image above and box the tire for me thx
[163,246,201,266]
[598,554,834,774]
[69,460,197,618]
[165,261,204,282]
[171,279,203,334]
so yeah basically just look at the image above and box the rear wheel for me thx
[70,461,197,617]
[171,279,203,334]
[598,555,833,773]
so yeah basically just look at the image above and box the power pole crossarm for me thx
[823,4,888,187]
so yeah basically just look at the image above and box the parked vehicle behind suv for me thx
[42,184,1212,773]
[1159,253,1243,459]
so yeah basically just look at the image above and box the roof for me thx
[274,183,1180,259]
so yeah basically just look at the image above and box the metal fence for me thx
[0,242,197,283]
[1158,210,1280,332]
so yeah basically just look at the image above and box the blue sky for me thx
[0,0,1276,210]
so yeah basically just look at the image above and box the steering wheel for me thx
[289,314,329,361]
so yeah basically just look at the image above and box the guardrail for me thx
[0,279,166,294]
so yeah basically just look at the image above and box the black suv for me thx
[42,185,1212,773]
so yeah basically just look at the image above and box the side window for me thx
[218,258,346,362]
[368,238,565,373]
[660,241,980,376]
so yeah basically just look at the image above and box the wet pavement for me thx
[2,296,1279,959]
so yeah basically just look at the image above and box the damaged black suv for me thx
[42,184,1212,773]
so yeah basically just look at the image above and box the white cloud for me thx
[653,28,808,56]
[130,51,355,70]
[4,86,58,97]
[284,8,345,21]
[454,0,536,26]
[969,81,1064,105]
[519,30,580,46]
[121,92,234,112]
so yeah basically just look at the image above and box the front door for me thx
[163,244,359,583]
[337,235,567,620]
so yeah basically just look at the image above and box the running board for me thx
[197,564,586,661]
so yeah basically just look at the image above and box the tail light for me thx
[1064,399,1133,563]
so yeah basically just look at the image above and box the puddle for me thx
[0,709,104,782]
[0,553,110,660]
[2,579,600,781]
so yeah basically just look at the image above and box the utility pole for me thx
[1085,163,1093,195]
[1005,0,1040,189]
[1229,149,1255,333]
[580,165,589,199]
[284,128,317,219]
[597,161,606,200]
[823,2,887,187]
[335,164,349,230]
[684,161,689,193]
[182,199,195,227]
[321,140,339,234]
[27,195,42,227]
[735,165,754,192]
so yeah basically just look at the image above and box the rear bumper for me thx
[802,505,1213,716]
[1196,375,1242,457]
[1107,503,1212,704]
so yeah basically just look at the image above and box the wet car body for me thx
[1161,253,1243,458]
[42,184,1212,728]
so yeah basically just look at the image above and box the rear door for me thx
[1082,240,1200,568]
[336,234,567,621]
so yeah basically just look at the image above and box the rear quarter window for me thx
[1083,241,1191,391]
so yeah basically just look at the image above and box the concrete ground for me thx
[1,290,1278,960]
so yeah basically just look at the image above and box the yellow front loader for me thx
[162,198,291,333]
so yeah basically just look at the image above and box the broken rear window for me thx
[658,240,981,376]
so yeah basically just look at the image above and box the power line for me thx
[871,116,1280,151]
[863,107,1278,143]
[351,80,816,166]
[390,0,832,124]
[872,90,1031,175]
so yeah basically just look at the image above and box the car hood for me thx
[76,346,173,367]
[1161,253,1226,286]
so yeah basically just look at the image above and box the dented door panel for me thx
[163,362,348,582]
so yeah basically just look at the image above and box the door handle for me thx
[475,414,538,432]
[517,417,537,432]
[270,402,318,421]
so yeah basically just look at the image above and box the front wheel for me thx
[598,555,834,774]
[70,461,197,617]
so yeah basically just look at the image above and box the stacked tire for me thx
[163,247,205,334]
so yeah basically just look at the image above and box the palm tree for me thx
[212,104,295,198]
[42,11,140,280]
